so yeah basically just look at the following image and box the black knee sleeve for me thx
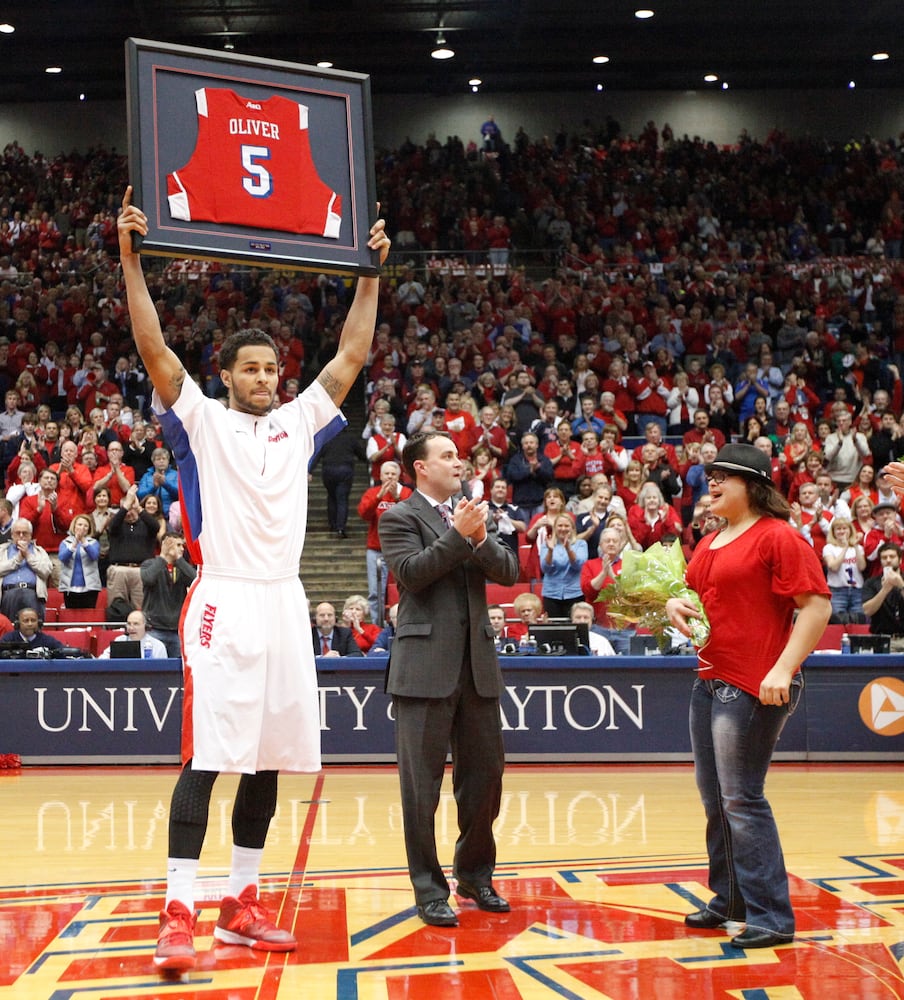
[232,770,279,848]
[168,761,218,859]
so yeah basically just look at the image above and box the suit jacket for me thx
[378,491,519,699]
[311,625,364,657]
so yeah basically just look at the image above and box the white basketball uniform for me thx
[155,376,344,773]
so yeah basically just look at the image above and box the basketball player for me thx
[116,186,390,972]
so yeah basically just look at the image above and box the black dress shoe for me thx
[730,928,793,949]
[684,908,740,929]
[455,879,511,913]
[416,899,458,926]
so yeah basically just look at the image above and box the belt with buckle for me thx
[2,582,35,590]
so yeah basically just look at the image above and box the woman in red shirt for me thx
[667,444,830,950]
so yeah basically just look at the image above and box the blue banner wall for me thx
[1,654,902,764]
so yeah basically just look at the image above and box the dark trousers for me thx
[393,658,504,904]
[62,589,99,609]
[321,463,354,532]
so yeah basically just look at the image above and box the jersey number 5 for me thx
[241,145,273,198]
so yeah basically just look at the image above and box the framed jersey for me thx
[125,38,379,276]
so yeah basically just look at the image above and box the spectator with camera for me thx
[862,542,904,651]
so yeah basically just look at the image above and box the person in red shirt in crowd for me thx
[863,501,904,576]
[597,390,629,438]
[544,419,585,497]
[501,591,545,644]
[273,323,303,384]
[49,439,93,517]
[683,408,726,452]
[357,461,412,623]
[681,305,713,358]
[468,405,509,466]
[440,390,476,458]
[19,468,70,578]
[600,356,635,429]
[631,421,679,468]
[100,397,133,447]
[783,372,820,434]
[598,424,629,480]
[629,360,669,435]
[91,438,135,506]
[787,449,825,505]
[76,362,118,414]
[579,526,634,653]
[790,480,832,560]
[617,458,647,509]
[782,421,815,475]
[579,430,609,479]
[628,482,683,550]
[341,594,383,654]
[8,326,38,377]
[366,412,406,485]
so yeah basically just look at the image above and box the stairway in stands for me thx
[299,378,373,617]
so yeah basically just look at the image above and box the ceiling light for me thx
[872,52,890,61]
[596,83,604,91]
[317,61,334,69]
[592,55,610,64]
[45,66,62,74]
[721,81,729,90]
[468,78,482,86]
[0,23,15,34]
[431,32,455,60]
[849,80,857,89]
[634,9,655,19]
[704,73,718,83]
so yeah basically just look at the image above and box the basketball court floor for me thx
[1,762,903,998]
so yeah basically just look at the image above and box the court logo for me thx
[858,676,904,736]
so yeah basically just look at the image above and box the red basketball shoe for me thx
[154,899,197,971]
[214,885,297,951]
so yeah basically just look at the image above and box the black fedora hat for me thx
[703,443,775,485]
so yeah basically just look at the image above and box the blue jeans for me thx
[366,549,386,623]
[689,674,803,937]
[829,585,864,623]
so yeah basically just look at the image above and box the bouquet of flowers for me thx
[596,541,710,650]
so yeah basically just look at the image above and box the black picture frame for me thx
[125,37,379,275]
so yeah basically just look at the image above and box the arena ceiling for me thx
[2,0,904,104]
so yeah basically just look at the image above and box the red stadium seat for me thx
[485,582,533,605]
[58,607,106,623]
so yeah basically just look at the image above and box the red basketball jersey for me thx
[167,87,342,238]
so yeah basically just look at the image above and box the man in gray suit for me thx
[378,430,519,927]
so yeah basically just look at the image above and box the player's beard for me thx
[230,384,276,416]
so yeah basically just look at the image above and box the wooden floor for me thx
[1,762,903,998]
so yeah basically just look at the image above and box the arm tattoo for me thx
[318,368,345,401]
[170,367,186,394]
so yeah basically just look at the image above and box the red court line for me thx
[254,770,327,1000]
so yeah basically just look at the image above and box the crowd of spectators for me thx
[2,118,904,647]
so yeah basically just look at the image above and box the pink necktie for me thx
[438,504,453,530]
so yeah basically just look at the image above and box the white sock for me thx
[165,857,199,911]
[228,845,263,898]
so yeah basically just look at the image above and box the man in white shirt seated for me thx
[99,609,168,659]
[570,601,616,656]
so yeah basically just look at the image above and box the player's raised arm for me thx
[317,215,391,407]
[117,186,186,410]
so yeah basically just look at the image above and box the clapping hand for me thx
[452,497,489,543]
